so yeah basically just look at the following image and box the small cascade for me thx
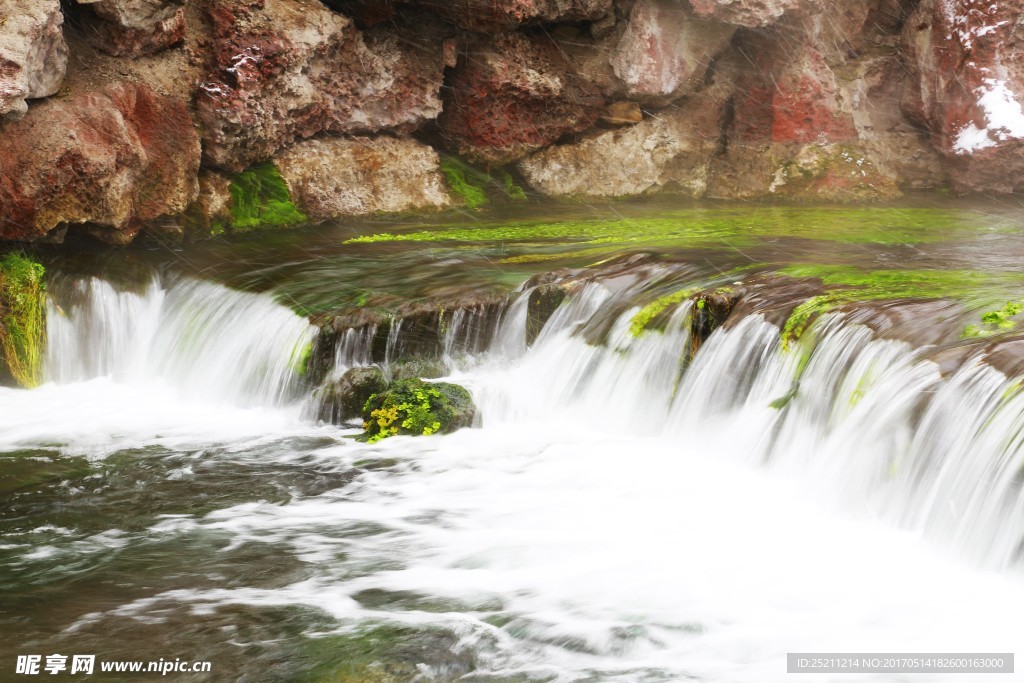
[470,275,1024,569]
[45,274,316,407]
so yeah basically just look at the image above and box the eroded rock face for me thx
[518,92,727,197]
[902,0,1024,193]
[196,0,444,172]
[438,33,604,165]
[274,135,451,219]
[416,0,613,31]
[0,0,68,119]
[687,0,807,27]
[0,82,200,243]
[76,0,187,57]
[610,0,733,101]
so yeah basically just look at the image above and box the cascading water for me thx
[4,264,1024,682]
[45,274,315,406]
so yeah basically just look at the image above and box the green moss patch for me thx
[229,162,307,232]
[361,378,475,443]
[439,156,527,210]
[0,253,46,388]
[776,265,1024,349]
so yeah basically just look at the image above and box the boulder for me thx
[317,366,389,424]
[610,0,733,101]
[274,136,451,220]
[0,82,200,243]
[196,0,444,172]
[438,33,604,165]
[518,91,727,197]
[0,0,68,119]
[76,0,187,57]
[416,0,613,31]
[360,378,476,442]
[902,0,1024,193]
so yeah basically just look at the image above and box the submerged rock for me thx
[0,82,200,244]
[76,0,187,57]
[274,136,451,220]
[361,378,476,442]
[0,0,68,119]
[196,0,444,172]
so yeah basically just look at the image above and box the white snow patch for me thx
[954,78,1024,154]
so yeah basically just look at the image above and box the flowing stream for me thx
[4,203,1024,682]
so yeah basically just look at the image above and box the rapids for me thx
[5,202,1024,682]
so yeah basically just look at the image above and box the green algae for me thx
[229,162,307,231]
[344,206,1008,248]
[0,253,46,388]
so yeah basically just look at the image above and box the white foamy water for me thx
[6,273,1024,681]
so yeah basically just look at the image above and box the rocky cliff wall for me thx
[1,0,1022,245]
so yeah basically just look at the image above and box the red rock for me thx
[0,0,68,119]
[196,0,444,172]
[438,33,604,165]
[76,0,187,57]
[609,0,734,101]
[0,82,200,243]
[903,0,1024,193]
[416,0,613,31]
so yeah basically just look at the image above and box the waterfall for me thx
[44,275,316,407]
[32,267,1024,568]
[468,280,1024,570]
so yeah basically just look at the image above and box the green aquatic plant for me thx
[229,162,307,231]
[962,300,1024,338]
[343,207,1014,248]
[289,339,313,377]
[0,253,46,388]
[361,378,475,443]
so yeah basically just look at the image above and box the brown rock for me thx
[273,136,451,219]
[0,82,200,243]
[610,0,733,101]
[0,0,68,119]
[196,0,444,172]
[438,33,604,165]
[902,0,1024,193]
[519,91,727,197]
[76,0,187,57]
[416,0,613,31]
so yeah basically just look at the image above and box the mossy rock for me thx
[0,253,46,388]
[316,361,452,425]
[228,161,307,232]
[360,378,475,443]
[316,366,389,424]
